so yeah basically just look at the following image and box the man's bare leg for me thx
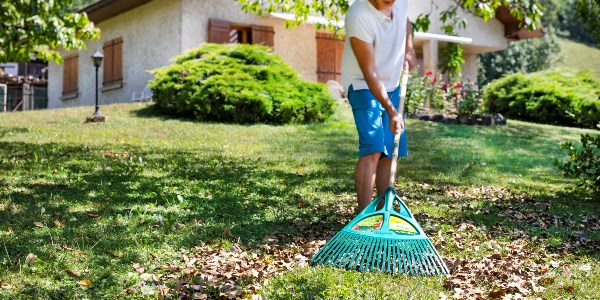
[374,157,392,209]
[355,152,381,212]
[375,157,393,195]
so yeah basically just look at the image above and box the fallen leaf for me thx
[65,270,80,278]
[562,265,571,279]
[61,244,75,251]
[34,222,45,228]
[563,285,575,293]
[87,214,100,220]
[78,279,92,288]
[133,263,145,273]
[25,253,37,264]
[193,293,208,300]
[53,220,62,227]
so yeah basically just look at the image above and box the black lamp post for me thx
[91,49,104,117]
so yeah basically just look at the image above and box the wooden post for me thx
[0,83,6,112]
[22,83,31,111]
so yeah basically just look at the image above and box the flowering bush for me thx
[404,70,483,117]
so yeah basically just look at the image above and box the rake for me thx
[310,69,449,276]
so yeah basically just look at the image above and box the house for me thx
[47,0,542,109]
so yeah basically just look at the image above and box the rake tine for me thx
[351,239,370,270]
[318,234,343,265]
[419,240,436,276]
[415,241,431,276]
[330,234,352,267]
[338,235,361,268]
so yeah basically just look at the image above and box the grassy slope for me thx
[557,38,600,79]
[0,103,598,299]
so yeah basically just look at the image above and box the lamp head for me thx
[92,49,104,67]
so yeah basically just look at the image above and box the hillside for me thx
[557,38,600,78]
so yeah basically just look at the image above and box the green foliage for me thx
[149,43,334,124]
[576,0,600,45]
[404,69,429,114]
[0,0,100,63]
[457,82,482,117]
[478,29,563,86]
[555,134,600,194]
[237,0,543,33]
[482,69,600,128]
[439,43,465,81]
[236,0,545,88]
[537,0,599,45]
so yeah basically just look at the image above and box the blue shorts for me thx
[348,85,408,159]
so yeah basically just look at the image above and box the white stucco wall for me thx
[48,0,182,109]
[181,0,317,82]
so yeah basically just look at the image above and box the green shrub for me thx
[482,69,600,128]
[555,134,600,194]
[149,43,335,124]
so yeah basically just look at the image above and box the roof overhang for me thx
[414,32,472,44]
[495,6,545,40]
[79,0,153,23]
[269,12,344,28]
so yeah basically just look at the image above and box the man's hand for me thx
[389,110,404,135]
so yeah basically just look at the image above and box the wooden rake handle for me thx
[388,68,410,188]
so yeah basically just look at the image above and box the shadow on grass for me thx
[1,114,596,298]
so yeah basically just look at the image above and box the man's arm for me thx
[349,37,404,134]
[405,20,416,70]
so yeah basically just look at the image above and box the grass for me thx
[557,38,600,79]
[0,102,598,299]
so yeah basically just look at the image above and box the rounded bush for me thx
[482,69,600,128]
[149,43,335,124]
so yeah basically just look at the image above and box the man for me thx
[341,0,416,212]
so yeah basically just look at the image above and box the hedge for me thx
[482,69,600,128]
[149,43,335,124]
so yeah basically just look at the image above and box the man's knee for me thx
[359,152,383,164]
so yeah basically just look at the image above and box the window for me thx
[62,54,78,97]
[208,18,274,47]
[316,32,344,83]
[102,37,123,88]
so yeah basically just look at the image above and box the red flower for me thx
[426,71,433,76]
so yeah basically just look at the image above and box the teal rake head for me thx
[310,187,449,276]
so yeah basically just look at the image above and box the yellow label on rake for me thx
[352,215,383,232]
[389,216,418,235]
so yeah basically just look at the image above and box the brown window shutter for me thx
[208,18,231,44]
[113,38,123,84]
[62,57,70,95]
[316,32,344,83]
[72,55,79,92]
[252,25,274,47]
[62,54,79,95]
[103,41,114,86]
[103,37,123,86]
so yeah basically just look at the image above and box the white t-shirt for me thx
[341,0,408,92]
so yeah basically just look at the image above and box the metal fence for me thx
[0,84,48,112]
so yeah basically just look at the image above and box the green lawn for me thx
[0,102,598,299]
[557,38,600,79]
